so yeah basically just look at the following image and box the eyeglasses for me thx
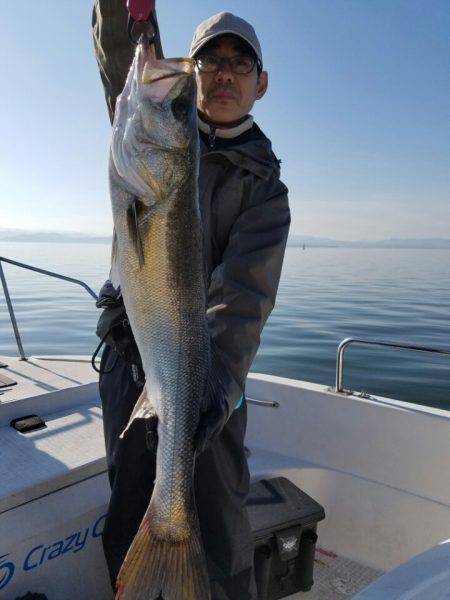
[194,54,261,75]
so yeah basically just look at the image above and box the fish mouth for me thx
[142,57,194,86]
[143,68,192,86]
[141,59,193,104]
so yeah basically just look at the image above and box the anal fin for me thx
[120,386,158,439]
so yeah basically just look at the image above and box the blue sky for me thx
[1,1,449,239]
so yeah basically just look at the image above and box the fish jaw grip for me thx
[127,0,157,44]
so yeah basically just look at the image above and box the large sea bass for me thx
[109,39,211,600]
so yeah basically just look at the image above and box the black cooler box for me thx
[246,477,325,599]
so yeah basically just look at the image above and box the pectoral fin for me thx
[126,197,146,268]
[110,228,120,288]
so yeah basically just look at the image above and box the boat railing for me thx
[335,337,450,395]
[0,256,98,361]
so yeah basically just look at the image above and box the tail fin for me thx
[115,506,211,600]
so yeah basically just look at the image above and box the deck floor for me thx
[285,548,383,599]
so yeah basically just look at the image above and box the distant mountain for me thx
[0,229,449,249]
[288,235,450,249]
[0,229,110,244]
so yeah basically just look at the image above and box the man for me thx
[92,6,290,599]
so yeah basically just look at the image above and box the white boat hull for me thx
[1,475,111,599]
[1,356,449,599]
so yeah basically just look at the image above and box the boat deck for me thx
[287,550,382,599]
[1,355,383,598]
[0,354,99,404]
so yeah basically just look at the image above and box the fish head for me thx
[111,42,198,206]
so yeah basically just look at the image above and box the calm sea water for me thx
[1,242,449,410]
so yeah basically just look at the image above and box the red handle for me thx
[127,0,155,22]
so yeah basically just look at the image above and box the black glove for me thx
[96,279,122,308]
[194,343,241,455]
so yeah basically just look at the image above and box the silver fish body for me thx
[109,41,211,600]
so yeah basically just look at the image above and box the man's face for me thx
[194,35,268,127]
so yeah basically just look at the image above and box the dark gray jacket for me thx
[92,1,290,409]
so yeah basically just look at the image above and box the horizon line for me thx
[1,227,449,244]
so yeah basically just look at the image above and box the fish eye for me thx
[171,97,189,120]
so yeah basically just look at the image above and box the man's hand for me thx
[194,392,230,455]
[143,389,230,456]
[139,343,241,456]
[194,343,240,455]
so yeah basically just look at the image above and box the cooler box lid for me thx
[246,477,325,541]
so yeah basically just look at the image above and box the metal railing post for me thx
[0,261,27,360]
[335,337,450,394]
[0,256,99,361]
[0,257,98,300]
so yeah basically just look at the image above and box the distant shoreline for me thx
[1,231,450,250]
[1,239,450,250]
[289,245,450,249]
[0,238,111,245]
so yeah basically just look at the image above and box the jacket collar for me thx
[198,117,280,180]
[197,114,254,139]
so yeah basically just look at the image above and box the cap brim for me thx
[189,30,262,64]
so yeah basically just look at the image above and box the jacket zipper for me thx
[208,125,217,150]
